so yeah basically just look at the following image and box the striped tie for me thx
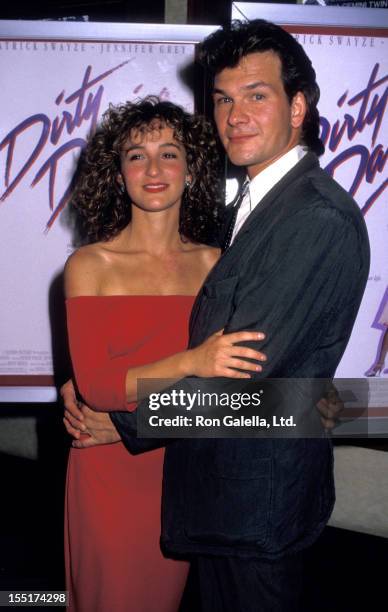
[222,180,249,252]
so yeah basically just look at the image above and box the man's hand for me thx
[317,385,344,431]
[61,378,121,448]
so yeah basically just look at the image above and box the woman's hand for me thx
[184,329,266,378]
[61,378,121,447]
[61,378,86,439]
[72,406,121,448]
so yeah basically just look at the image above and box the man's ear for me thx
[291,92,307,129]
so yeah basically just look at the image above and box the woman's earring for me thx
[185,179,191,188]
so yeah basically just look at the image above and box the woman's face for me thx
[119,124,189,213]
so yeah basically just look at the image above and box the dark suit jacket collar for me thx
[229,152,319,247]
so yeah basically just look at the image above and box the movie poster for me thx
[0,33,195,380]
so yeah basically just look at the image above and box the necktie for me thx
[222,181,249,252]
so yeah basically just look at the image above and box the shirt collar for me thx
[248,145,307,210]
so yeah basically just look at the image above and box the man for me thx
[63,20,369,610]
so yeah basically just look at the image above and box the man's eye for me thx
[215,96,232,105]
[253,93,264,101]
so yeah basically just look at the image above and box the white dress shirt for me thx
[230,145,307,245]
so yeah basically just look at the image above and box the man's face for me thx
[212,51,306,179]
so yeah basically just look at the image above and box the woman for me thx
[64,97,266,612]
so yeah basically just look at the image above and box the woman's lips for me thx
[143,183,168,193]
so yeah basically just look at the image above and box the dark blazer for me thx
[112,153,370,559]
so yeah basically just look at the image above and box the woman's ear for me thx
[185,174,192,188]
[116,174,125,193]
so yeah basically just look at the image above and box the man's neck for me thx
[247,145,307,182]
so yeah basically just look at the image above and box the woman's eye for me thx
[128,153,143,161]
[162,152,178,159]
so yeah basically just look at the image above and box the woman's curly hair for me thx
[71,96,224,245]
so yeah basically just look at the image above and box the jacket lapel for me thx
[229,152,319,250]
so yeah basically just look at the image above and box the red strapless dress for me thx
[65,296,194,612]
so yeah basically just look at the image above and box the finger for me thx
[320,417,337,431]
[64,410,87,431]
[63,400,84,421]
[72,436,99,449]
[220,367,251,379]
[317,398,343,420]
[63,417,81,439]
[317,398,331,419]
[227,347,267,362]
[226,331,265,344]
[225,358,263,373]
[60,380,74,400]
[327,399,344,418]
[72,433,121,448]
[214,327,225,337]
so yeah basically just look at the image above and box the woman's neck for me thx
[115,207,186,256]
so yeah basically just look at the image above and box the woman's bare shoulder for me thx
[64,244,105,298]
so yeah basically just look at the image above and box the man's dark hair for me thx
[198,19,324,156]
